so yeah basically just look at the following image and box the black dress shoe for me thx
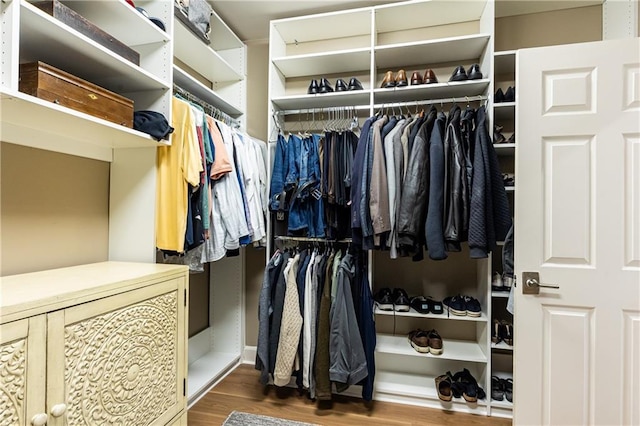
[307,79,319,94]
[348,77,363,91]
[504,86,515,102]
[494,87,505,103]
[449,65,468,82]
[467,63,483,80]
[335,78,348,92]
[318,77,334,94]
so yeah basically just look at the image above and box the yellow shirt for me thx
[156,97,203,251]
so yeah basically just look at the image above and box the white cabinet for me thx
[0,262,188,426]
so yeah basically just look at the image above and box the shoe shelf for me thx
[494,50,516,77]
[376,334,487,363]
[494,143,516,156]
[374,34,491,70]
[173,65,243,117]
[374,371,488,412]
[374,1,488,34]
[208,8,244,51]
[494,102,516,122]
[491,341,514,351]
[373,79,490,104]
[375,307,488,322]
[505,186,515,192]
[271,90,371,110]
[19,1,170,93]
[271,48,371,79]
[0,89,167,162]
[491,291,510,299]
[173,18,243,84]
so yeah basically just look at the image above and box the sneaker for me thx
[428,297,444,315]
[409,296,430,314]
[502,275,515,290]
[408,329,430,353]
[427,329,443,355]
[443,295,466,316]
[491,272,504,291]
[463,296,481,317]
[393,288,410,312]
[374,287,393,311]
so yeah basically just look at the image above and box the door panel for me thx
[515,37,640,425]
[47,278,186,426]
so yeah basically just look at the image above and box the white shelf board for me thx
[376,334,487,363]
[173,66,243,117]
[494,102,515,122]
[20,1,169,93]
[491,341,514,351]
[375,307,487,322]
[188,350,240,400]
[375,34,490,69]
[491,399,514,409]
[505,186,515,192]
[209,9,243,51]
[494,50,516,76]
[62,0,170,46]
[271,90,371,110]
[0,89,168,162]
[174,18,243,83]
[374,1,488,33]
[272,48,371,79]
[494,143,516,156]
[491,291,510,299]
[374,79,490,104]
[375,371,488,409]
[272,8,372,44]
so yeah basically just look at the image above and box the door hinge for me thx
[184,289,187,306]
[183,378,186,396]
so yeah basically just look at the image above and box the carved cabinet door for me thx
[0,315,46,426]
[46,277,187,426]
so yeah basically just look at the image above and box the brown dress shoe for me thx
[424,69,438,84]
[410,71,423,85]
[381,70,395,88]
[395,69,408,87]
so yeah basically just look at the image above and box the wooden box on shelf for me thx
[32,0,140,65]
[19,61,134,128]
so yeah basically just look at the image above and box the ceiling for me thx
[213,0,603,43]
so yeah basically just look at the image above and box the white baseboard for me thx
[242,345,257,364]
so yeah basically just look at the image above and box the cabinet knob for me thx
[31,413,48,426]
[50,403,67,418]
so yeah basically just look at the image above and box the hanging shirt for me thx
[156,97,203,252]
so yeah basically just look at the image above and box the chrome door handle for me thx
[523,272,559,294]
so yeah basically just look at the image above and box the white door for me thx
[515,37,640,425]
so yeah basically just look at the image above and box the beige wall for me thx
[0,143,109,276]
[244,41,270,347]
[495,5,602,51]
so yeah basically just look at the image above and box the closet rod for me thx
[275,236,353,243]
[274,104,369,116]
[173,84,241,128]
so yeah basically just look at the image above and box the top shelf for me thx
[209,8,244,51]
[374,0,488,33]
[271,8,372,44]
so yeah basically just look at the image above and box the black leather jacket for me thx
[443,105,470,251]
[397,107,437,255]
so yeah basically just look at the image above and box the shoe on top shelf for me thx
[374,287,393,311]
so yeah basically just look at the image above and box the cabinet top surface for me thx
[0,262,187,319]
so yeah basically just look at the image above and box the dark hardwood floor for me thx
[188,364,512,426]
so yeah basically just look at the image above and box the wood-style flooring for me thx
[188,364,512,426]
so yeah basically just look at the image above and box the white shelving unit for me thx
[267,0,498,416]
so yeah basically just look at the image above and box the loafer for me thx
[494,87,505,103]
[408,329,430,353]
[348,77,363,91]
[423,68,438,84]
[381,70,395,88]
[410,71,423,85]
[393,287,410,312]
[318,77,334,94]
[449,65,468,82]
[335,78,348,92]
[395,69,408,87]
[467,63,483,80]
[427,329,443,355]
[307,79,319,95]
[374,287,393,311]
[504,86,515,102]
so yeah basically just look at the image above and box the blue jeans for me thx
[269,134,288,212]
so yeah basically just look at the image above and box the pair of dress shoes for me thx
[308,77,363,94]
[380,70,409,88]
[449,64,483,82]
[495,86,515,103]
[409,69,439,85]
